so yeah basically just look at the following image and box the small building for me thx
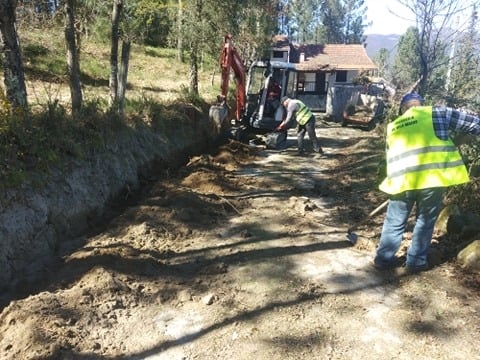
[270,35,378,115]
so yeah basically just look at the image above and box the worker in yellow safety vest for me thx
[276,97,324,156]
[374,92,480,273]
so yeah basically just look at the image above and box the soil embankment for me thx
[0,105,215,294]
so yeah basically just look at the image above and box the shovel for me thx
[347,199,389,244]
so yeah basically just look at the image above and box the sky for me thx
[364,0,478,35]
[364,0,415,35]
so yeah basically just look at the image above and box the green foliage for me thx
[177,85,204,107]
[446,137,480,213]
[21,30,68,82]
[125,95,202,146]
[445,180,480,214]
[144,46,176,59]
[392,27,421,90]
[288,0,320,43]
[373,48,391,81]
[285,0,367,44]
[0,89,126,190]
[131,0,173,47]
[317,0,345,43]
[445,7,480,109]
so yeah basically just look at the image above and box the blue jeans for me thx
[374,187,445,268]
[297,115,320,152]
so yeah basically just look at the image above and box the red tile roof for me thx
[295,44,377,71]
[271,36,377,71]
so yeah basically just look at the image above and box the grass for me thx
[17,23,220,106]
[0,24,221,190]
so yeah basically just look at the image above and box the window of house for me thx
[297,72,305,92]
[297,72,316,93]
[304,72,316,92]
[272,51,285,59]
[335,70,347,83]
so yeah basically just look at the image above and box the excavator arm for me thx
[219,34,246,123]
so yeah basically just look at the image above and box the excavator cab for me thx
[243,60,297,132]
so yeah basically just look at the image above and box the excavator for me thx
[209,34,297,148]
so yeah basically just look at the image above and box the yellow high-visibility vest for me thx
[293,100,313,125]
[379,106,469,195]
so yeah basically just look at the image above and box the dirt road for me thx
[0,122,479,359]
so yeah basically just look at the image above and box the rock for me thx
[435,204,460,234]
[177,290,192,303]
[202,293,216,305]
[447,212,480,241]
[457,240,480,271]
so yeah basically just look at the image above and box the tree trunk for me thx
[109,0,122,107]
[189,45,199,95]
[0,0,28,110]
[64,0,83,113]
[176,0,184,62]
[117,40,130,115]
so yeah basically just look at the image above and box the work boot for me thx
[373,257,404,270]
[405,263,429,274]
[313,142,324,154]
[391,263,430,277]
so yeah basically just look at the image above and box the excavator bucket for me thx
[265,131,287,149]
[209,104,229,136]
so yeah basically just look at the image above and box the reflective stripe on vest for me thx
[379,106,469,194]
[293,100,312,125]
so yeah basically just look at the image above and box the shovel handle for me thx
[348,199,389,234]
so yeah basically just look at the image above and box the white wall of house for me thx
[298,70,362,112]
[326,70,360,86]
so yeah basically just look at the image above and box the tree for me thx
[183,0,202,95]
[373,48,391,80]
[176,0,184,62]
[445,5,480,109]
[179,0,279,95]
[234,1,280,61]
[317,0,367,44]
[109,0,169,113]
[391,26,421,90]
[109,0,122,108]
[317,0,345,43]
[0,0,28,110]
[117,40,130,113]
[343,0,367,44]
[65,0,83,113]
[288,0,320,43]
[396,0,470,97]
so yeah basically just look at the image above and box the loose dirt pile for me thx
[0,123,478,360]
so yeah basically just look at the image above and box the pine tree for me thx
[373,48,391,81]
[392,27,421,90]
[446,5,480,109]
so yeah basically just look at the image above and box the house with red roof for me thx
[270,35,378,114]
